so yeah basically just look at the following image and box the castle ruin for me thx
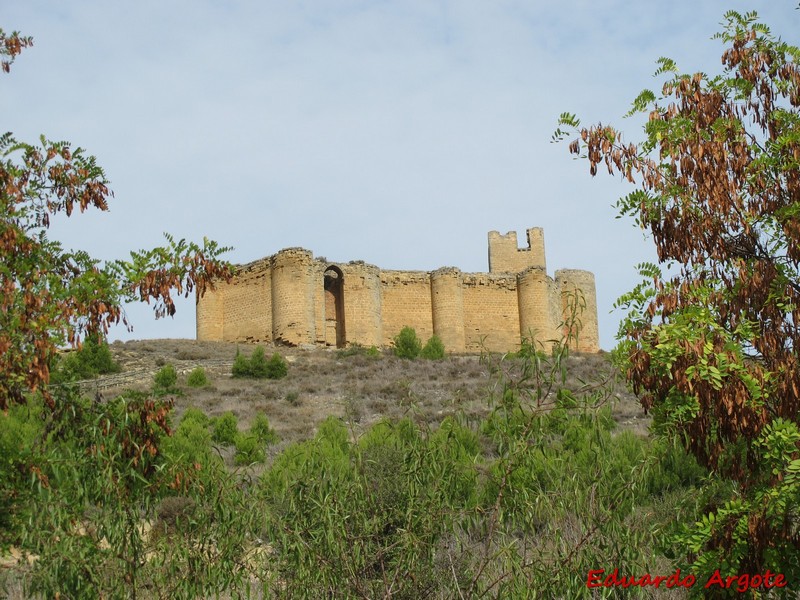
[196,228,599,353]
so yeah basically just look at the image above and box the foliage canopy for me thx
[556,9,800,579]
[0,28,252,598]
[0,28,233,411]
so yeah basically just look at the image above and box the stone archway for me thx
[323,266,346,348]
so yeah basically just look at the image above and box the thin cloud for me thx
[2,1,796,347]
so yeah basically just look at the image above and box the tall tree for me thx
[555,10,800,579]
[0,29,233,411]
[1,29,250,598]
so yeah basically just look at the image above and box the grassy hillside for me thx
[98,339,651,447]
[4,339,715,599]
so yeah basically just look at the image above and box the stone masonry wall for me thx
[270,249,316,346]
[195,286,223,341]
[462,273,520,352]
[488,228,546,274]
[556,269,599,353]
[213,259,272,342]
[196,228,600,353]
[431,268,466,352]
[380,271,434,345]
[341,262,383,347]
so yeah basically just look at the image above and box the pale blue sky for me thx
[3,1,797,349]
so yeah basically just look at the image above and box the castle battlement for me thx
[196,228,599,353]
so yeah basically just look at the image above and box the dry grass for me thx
[102,339,650,447]
[1,340,655,599]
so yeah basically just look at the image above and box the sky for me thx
[3,1,798,350]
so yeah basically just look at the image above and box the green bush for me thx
[265,352,288,379]
[234,434,265,465]
[232,347,288,379]
[52,333,121,382]
[259,416,484,596]
[153,364,179,396]
[180,407,210,427]
[186,367,209,387]
[249,413,278,445]
[232,414,278,465]
[644,439,707,496]
[0,401,43,542]
[163,413,217,468]
[232,349,250,378]
[260,416,352,500]
[212,411,239,446]
[392,326,421,359]
[247,346,270,378]
[420,334,445,360]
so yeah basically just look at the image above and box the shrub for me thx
[162,412,216,467]
[644,439,707,496]
[212,411,239,446]
[154,496,197,537]
[52,333,121,382]
[232,347,288,379]
[232,349,250,378]
[393,326,421,359]
[0,401,43,541]
[180,407,209,427]
[153,364,179,396]
[265,352,288,379]
[186,367,209,388]
[234,434,265,465]
[259,416,482,597]
[260,416,352,499]
[247,346,270,378]
[420,335,445,360]
[249,413,278,446]
[336,344,381,359]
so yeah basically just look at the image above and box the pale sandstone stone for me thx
[196,228,599,353]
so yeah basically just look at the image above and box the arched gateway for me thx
[323,266,346,348]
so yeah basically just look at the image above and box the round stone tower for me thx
[342,262,383,348]
[517,266,558,351]
[555,269,599,353]
[271,248,316,345]
[430,267,466,353]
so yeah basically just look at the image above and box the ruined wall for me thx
[196,286,223,341]
[462,274,520,352]
[221,262,273,342]
[270,249,316,345]
[488,228,546,274]
[195,258,273,343]
[196,227,601,353]
[380,271,434,345]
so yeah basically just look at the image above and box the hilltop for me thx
[95,339,651,451]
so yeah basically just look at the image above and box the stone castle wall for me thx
[196,227,600,353]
